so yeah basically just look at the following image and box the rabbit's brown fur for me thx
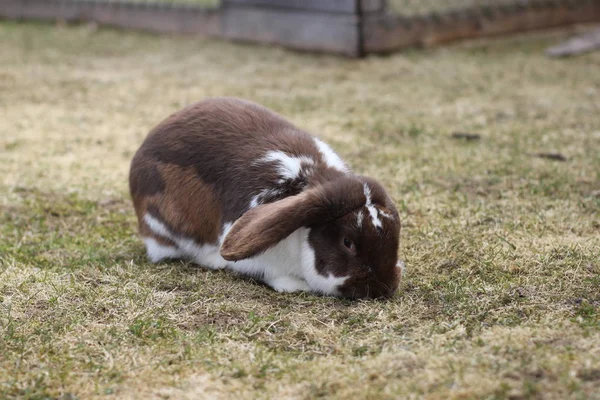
[129,97,401,298]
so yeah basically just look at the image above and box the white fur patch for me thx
[378,209,394,220]
[266,276,311,293]
[249,151,314,209]
[363,184,383,229]
[249,188,282,209]
[356,210,364,229]
[143,213,228,270]
[219,222,233,243]
[259,150,314,180]
[361,184,394,229]
[143,237,181,263]
[144,214,347,296]
[299,228,348,295]
[144,213,171,239]
[221,226,347,295]
[223,226,307,283]
[314,138,348,173]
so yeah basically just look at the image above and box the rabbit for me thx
[129,97,402,298]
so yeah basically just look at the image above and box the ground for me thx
[1,21,599,400]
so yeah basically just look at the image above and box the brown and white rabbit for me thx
[129,97,403,298]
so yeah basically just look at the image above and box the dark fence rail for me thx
[1,0,600,56]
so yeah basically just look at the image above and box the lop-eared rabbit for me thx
[129,98,402,298]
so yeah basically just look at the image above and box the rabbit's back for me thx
[130,97,347,247]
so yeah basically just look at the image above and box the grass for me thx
[1,20,599,399]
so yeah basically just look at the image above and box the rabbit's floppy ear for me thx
[220,177,365,261]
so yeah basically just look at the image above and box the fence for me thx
[369,0,600,53]
[2,0,600,56]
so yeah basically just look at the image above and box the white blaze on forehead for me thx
[259,151,314,180]
[356,210,364,229]
[362,183,395,229]
[363,183,383,229]
[378,209,394,220]
[314,138,348,173]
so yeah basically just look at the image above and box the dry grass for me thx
[1,21,599,399]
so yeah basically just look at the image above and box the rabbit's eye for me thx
[343,238,356,253]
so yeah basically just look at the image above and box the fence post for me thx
[220,0,363,56]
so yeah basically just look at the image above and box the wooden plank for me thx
[361,0,386,14]
[363,1,600,53]
[92,3,221,35]
[221,6,360,56]
[223,0,358,13]
[0,0,221,36]
[0,0,23,19]
[223,0,385,14]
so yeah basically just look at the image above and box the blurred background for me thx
[4,0,600,56]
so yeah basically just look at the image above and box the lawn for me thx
[1,21,599,399]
